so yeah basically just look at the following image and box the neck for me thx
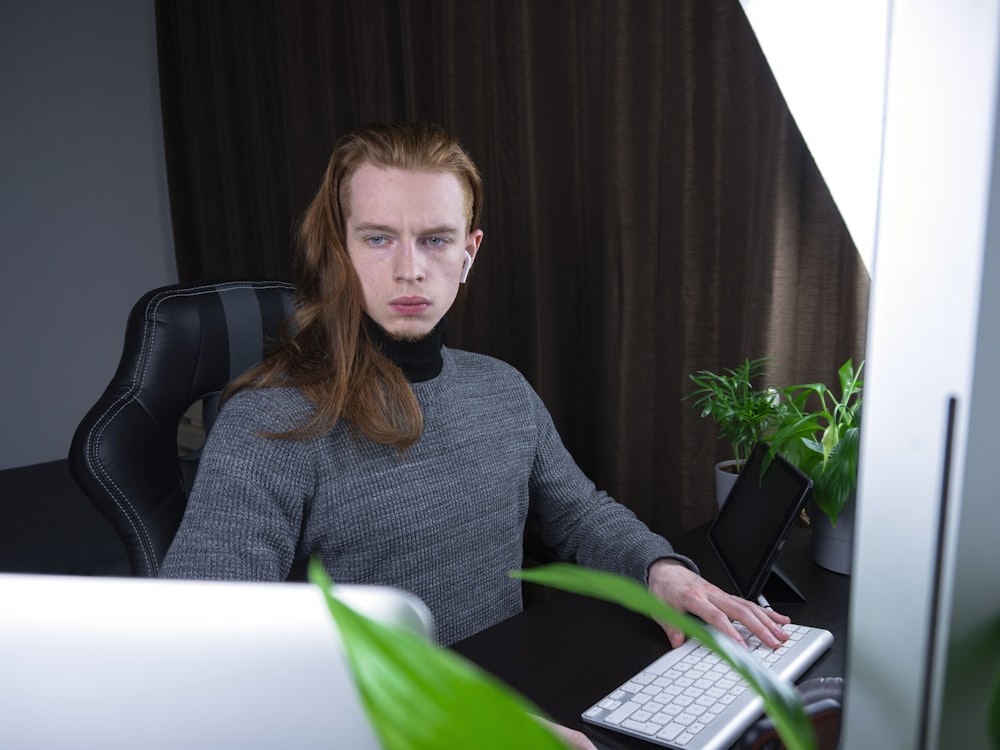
[365,317,446,382]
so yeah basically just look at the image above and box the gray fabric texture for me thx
[161,347,693,645]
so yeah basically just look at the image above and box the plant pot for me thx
[714,460,741,508]
[810,494,855,575]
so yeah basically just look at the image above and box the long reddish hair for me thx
[226,122,483,448]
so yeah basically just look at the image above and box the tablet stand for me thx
[761,564,805,605]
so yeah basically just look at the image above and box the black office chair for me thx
[69,280,296,577]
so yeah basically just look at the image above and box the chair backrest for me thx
[69,280,296,577]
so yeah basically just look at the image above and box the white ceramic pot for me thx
[714,459,741,508]
[810,495,855,575]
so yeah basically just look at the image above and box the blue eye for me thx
[425,237,446,247]
[367,236,386,247]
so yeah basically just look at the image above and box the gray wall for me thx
[0,0,176,470]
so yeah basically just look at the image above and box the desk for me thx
[453,520,849,748]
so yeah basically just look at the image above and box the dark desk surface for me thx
[453,520,850,749]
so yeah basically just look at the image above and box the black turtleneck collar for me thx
[365,316,446,383]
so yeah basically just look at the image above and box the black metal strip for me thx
[919,395,958,749]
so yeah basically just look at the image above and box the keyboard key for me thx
[623,719,660,736]
[657,723,684,742]
[605,701,640,725]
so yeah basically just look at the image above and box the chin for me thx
[388,331,429,343]
[384,323,434,343]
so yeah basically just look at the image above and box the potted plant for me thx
[767,359,863,575]
[686,356,787,506]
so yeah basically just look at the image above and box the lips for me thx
[389,296,431,315]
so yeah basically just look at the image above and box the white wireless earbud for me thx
[460,251,473,283]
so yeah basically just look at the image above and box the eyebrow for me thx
[352,222,462,236]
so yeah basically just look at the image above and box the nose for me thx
[394,241,425,281]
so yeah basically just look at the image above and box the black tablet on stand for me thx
[708,442,813,605]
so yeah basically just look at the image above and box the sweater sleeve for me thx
[526,390,698,583]
[159,389,316,581]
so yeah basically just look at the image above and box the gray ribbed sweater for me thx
[161,347,688,644]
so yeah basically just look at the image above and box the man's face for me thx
[345,163,483,341]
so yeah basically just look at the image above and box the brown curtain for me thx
[155,0,869,539]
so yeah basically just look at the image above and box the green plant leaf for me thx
[769,360,864,526]
[512,563,817,750]
[308,559,569,750]
[685,356,787,464]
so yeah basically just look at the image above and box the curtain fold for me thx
[155,0,869,537]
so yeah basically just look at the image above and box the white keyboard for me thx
[582,622,833,750]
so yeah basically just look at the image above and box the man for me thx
[161,122,789,654]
